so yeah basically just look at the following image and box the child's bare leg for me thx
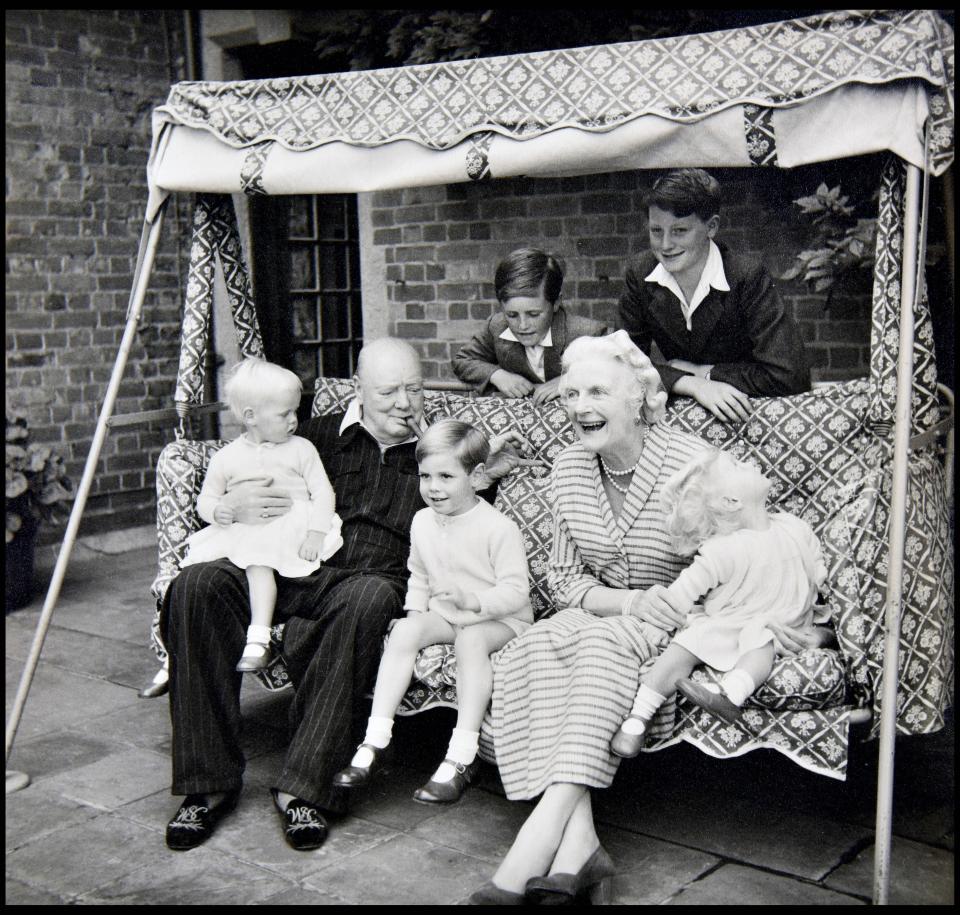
[369,612,456,721]
[611,641,699,757]
[237,566,277,671]
[414,622,515,802]
[339,612,455,780]
[642,642,701,697]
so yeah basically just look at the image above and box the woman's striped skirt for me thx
[489,608,674,801]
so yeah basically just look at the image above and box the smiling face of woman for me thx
[559,357,641,461]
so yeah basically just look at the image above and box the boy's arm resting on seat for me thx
[451,323,502,391]
[704,266,810,397]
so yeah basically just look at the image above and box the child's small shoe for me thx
[610,717,648,758]
[676,677,743,724]
[236,642,273,672]
[332,744,389,789]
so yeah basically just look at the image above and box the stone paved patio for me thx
[5,539,954,904]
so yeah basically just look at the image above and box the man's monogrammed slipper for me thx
[271,789,328,851]
[165,790,239,850]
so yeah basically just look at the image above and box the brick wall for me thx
[6,9,190,539]
[371,167,874,383]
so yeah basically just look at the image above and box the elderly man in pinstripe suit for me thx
[163,338,519,852]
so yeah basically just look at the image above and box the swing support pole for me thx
[5,200,169,791]
[872,162,923,904]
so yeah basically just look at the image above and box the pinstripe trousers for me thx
[162,558,405,811]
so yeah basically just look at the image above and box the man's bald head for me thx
[353,337,424,445]
[355,338,421,383]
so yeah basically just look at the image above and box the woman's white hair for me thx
[223,358,302,422]
[560,329,668,425]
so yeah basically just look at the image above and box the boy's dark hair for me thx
[494,247,565,306]
[415,418,490,473]
[644,168,721,221]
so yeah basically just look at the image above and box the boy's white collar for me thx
[644,240,729,330]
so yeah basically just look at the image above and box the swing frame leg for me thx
[5,201,169,792]
[872,162,925,905]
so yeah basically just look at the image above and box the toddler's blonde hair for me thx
[661,449,768,556]
[224,358,303,423]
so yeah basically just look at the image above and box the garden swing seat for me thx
[9,9,951,907]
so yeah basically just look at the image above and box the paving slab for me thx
[824,836,955,905]
[5,782,102,851]
[666,863,866,905]
[5,813,166,900]
[5,621,157,689]
[57,696,174,757]
[75,847,294,905]
[4,877,70,905]
[600,825,720,905]
[408,786,534,864]
[39,746,171,810]
[303,832,491,905]
[7,729,120,784]
[5,659,142,742]
[259,884,344,904]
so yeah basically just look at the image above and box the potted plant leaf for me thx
[6,412,73,611]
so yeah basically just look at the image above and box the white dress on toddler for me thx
[181,434,342,578]
[669,512,828,671]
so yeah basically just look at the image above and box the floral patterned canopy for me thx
[148,8,954,206]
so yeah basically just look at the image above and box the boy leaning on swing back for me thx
[617,168,811,423]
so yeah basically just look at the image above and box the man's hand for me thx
[490,369,535,398]
[220,475,293,524]
[531,377,561,406]
[624,585,689,630]
[675,376,753,423]
[298,530,325,562]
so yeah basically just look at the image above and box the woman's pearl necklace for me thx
[599,443,645,496]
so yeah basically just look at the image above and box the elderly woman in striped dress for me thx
[470,330,711,905]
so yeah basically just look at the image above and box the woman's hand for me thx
[491,369,535,398]
[220,475,293,524]
[531,377,561,406]
[624,585,688,630]
[767,622,834,654]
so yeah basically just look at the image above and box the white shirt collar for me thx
[499,327,554,348]
[644,240,729,331]
[338,398,418,451]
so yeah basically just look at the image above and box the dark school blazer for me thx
[452,306,610,391]
[617,243,810,397]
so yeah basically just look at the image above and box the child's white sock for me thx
[720,669,757,707]
[621,683,667,735]
[245,624,272,646]
[432,728,479,783]
[351,716,394,767]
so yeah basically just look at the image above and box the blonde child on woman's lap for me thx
[611,448,828,757]
[333,419,533,804]
[180,359,343,672]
